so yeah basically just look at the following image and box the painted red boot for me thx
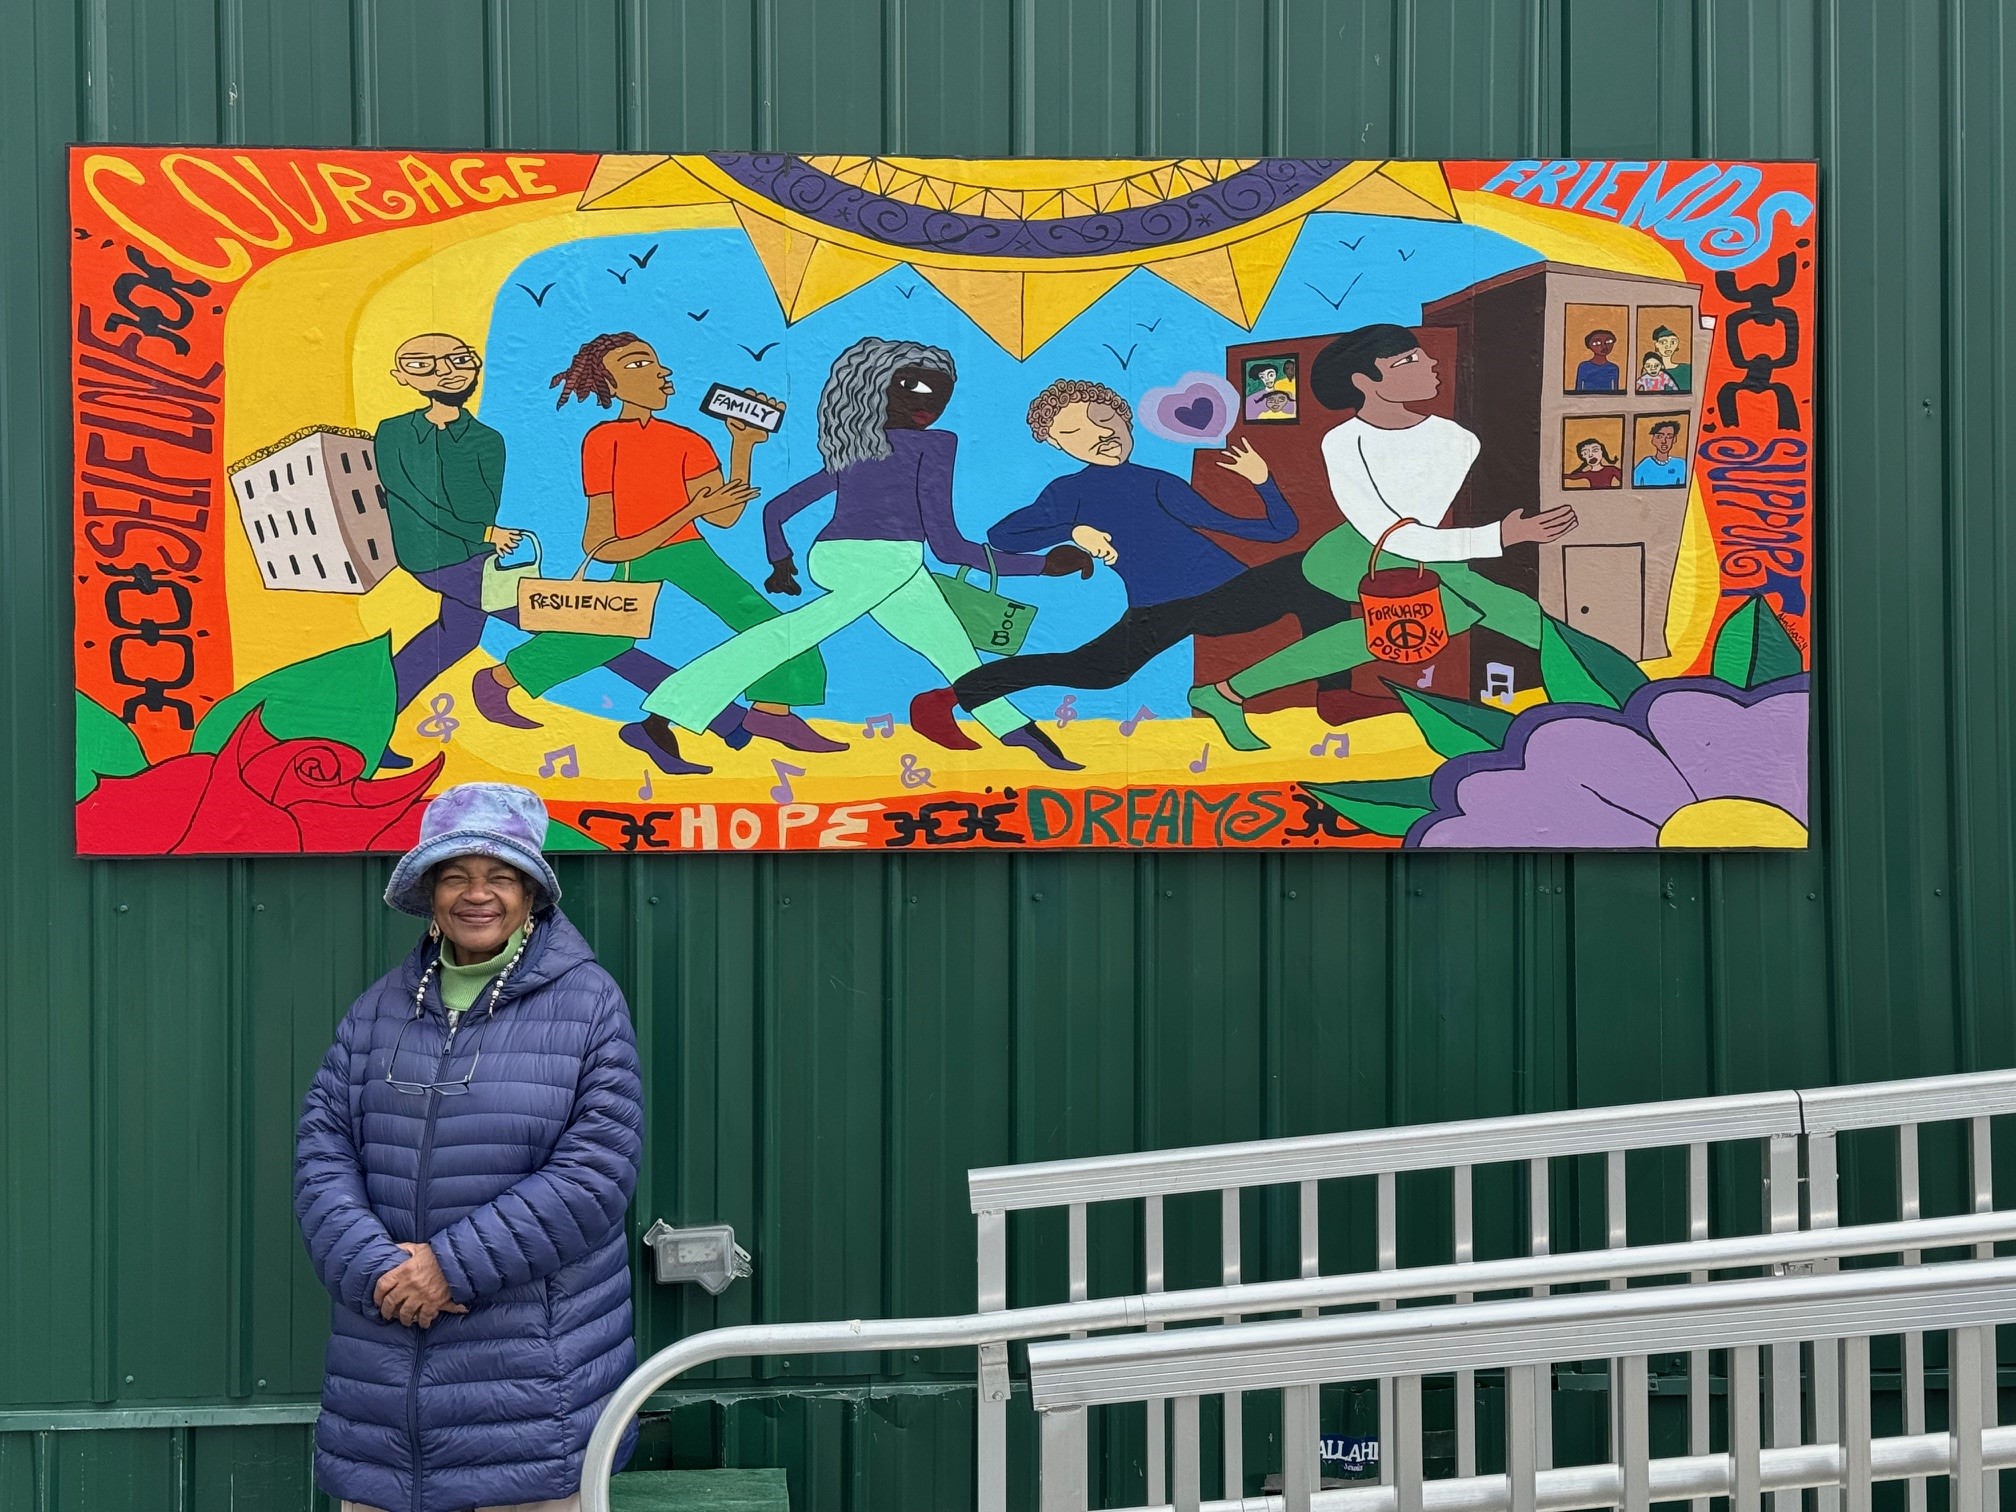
[910,687,981,750]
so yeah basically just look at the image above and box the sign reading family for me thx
[69,150,1816,855]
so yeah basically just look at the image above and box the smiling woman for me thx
[293,782,644,1512]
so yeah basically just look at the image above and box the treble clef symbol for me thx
[416,692,460,743]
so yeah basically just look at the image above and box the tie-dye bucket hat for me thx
[382,781,563,917]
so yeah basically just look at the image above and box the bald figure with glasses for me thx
[372,333,530,768]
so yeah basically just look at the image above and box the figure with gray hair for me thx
[640,335,1092,769]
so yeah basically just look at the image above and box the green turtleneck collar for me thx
[439,924,527,1018]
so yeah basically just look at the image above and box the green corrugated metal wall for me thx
[3,0,2013,1507]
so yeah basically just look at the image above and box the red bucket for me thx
[1358,518,1449,665]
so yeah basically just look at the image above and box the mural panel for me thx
[68,151,1816,853]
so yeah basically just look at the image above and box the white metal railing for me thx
[972,1068,2016,1512]
[578,1209,2016,1512]
[1024,1254,2016,1512]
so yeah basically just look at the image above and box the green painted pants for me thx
[1225,521,1544,698]
[504,537,826,705]
[642,538,1027,737]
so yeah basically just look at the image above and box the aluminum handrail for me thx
[1047,1430,2016,1512]
[968,1088,1802,1212]
[578,1208,2016,1512]
[1800,1067,2016,1133]
[1025,1253,2016,1405]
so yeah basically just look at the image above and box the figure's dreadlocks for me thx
[550,331,643,409]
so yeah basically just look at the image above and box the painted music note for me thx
[638,770,654,801]
[1054,694,1079,729]
[415,692,459,743]
[862,713,895,738]
[1308,732,1350,757]
[538,745,580,778]
[1119,705,1155,737]
[1188,744,1211,774]
[768,758,807,803]
[1414,665,1435,689]
[1482,661,1515,707]
[898,753,934,789]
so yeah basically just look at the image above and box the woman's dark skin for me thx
[886,364,954,429]
[766,365,1093,594]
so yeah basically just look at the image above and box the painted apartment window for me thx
[1634,305,1694,393]
[1631,413,1691,487]
[1563,303,1628,392]
[1561,417,1625,489]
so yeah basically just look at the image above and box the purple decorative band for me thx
[706,154,1354,259]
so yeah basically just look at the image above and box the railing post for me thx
[1688,1141,1711,1512]
[1507,1362,1541,1512]
[1282,1380,1317,1512]
[1766,1132,1801,1512]
[1970,1119,2001,1512]
[1222,1186,1243,1499]
[1172,1394,1202,1512]
[1619,1354,1650,1512]
[1145,1193,1166,1507]
[1955,1326,1994,1512]
[1900,1123,1928,1512]
[1732,1344,1763,1512]
[1394,1374,1424,1512]
[1454,1163,1477,1479]
[1378,1170,1397,1488]
[976,1208,1009,1512]
[1806,1127,1842,1512]
[1037,1406,1087,1512]
[1840,1334,1872,1512]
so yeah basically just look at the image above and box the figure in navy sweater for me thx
[943,380,1349,720]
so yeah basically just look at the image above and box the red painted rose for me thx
[76,706,443,855]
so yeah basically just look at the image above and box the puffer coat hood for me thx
[294,907,642,1512]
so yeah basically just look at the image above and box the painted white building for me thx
[227,427,398,594]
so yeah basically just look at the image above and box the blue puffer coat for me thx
[294,907,642,1512]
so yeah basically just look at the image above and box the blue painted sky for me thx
[475,213,1538,723]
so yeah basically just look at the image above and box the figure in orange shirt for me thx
[478,332,838,773]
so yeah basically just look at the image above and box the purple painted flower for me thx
[1408,675,1809,850]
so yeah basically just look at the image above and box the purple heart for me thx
[1173,397,1214,430]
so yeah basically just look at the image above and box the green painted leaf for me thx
[1539,614,1648,710]
[1385,681,1513,758]
[543,818,610,852]
[193,635,396,774]
[1711,595,1806,688]
[75,692,147,801]
[1303,775,1437,839]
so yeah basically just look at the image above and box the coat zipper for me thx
[404,987,462,1512]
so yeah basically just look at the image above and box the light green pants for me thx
[1226,521,1545,697]
[504,537,826,706]
[643,538,1027,737]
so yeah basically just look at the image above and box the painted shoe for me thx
[472,666,542,730]
[708,706,755,751]
[1000,723,1084,771]
[1187,683,1268,752]
[620,719,711,776]
[741,708,848,753]
[377,748,415,771]
[909,687,981,751]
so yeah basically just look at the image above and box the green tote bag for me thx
[933,546,1037,656]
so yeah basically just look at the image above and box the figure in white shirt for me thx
[1190,323,1578,750]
